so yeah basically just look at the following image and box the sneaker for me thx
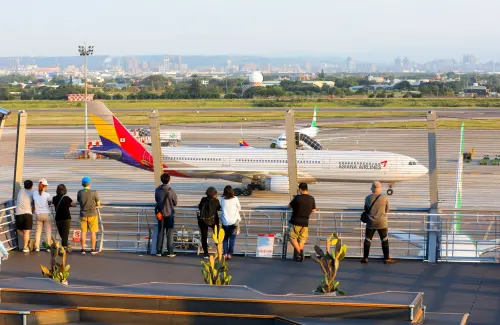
[384,258,396,264]
[80,249,86,255]
[203,254,210,259]
[227,254,233,260]
[35,248,40,252]
[90,249,99,255]
[360,258,368,263]
[166,253,176,257]
[156,253,162,257]
[22,248,29,253]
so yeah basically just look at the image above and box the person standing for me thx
[52,184,76,250]
[288,183,316,262]
[155,173,178,257]
[361,181,396,264]
[220,185,241,260]
[77,177,100,255]
[15,180,34,253]
[197,187,221,259]
[33,179,52,251]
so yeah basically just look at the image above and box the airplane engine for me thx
[264,176,289,193]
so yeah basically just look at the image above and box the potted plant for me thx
[201,225,232,285]
[40,237,70,285]
[311,233,347,296]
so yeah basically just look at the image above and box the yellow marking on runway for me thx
[483,216,496,241]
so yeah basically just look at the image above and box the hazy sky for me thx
[2,0,499,62]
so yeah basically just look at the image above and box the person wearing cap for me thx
[77,176,100,255]
[361,181,396,264]
[33,179,53,251]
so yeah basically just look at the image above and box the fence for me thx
[0,201,498,263]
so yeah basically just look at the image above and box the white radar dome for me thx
[249,71,264,83]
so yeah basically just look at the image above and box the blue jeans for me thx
[157,217,175,254]
[222,225,237,255]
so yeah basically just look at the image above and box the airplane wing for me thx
[256,136,277,141]
[316,137,349,143]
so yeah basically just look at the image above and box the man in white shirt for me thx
[15,180,34,253]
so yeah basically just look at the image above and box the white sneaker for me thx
[35,248,40,252]
[167,253,176,257]
[22,248,29,253]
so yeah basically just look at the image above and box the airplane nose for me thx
[419,164,429,175]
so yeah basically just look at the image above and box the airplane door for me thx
[222,156,230,167]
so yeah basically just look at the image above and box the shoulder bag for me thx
[360,195,381,223]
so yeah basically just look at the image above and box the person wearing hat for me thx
[33,179,53,251]
[77,176,100,255]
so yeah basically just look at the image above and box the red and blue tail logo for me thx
[87,102,186,177]
[239,139,253,148]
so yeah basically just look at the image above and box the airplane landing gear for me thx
[235,185,253,196]
[387,183,394,196]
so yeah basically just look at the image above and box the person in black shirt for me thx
[52,184,76,249]
[288,183,316,262]
[197,187,221,259]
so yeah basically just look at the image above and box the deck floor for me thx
[0,251,498,325]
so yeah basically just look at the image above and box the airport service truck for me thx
[130,128,182,147]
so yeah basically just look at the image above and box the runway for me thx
[1,121,499,211]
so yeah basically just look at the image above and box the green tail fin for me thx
[311,106,317,128]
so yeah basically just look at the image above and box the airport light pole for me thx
[78,44,94,158]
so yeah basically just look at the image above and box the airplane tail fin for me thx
[239,139,253,148]
[87,101,154,171]
[311,106,318,128]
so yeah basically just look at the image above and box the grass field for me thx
[3,110,426,127]
[2,98,500,110]
[323,120,500,129]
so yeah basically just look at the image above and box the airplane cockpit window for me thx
[408,161,417,165]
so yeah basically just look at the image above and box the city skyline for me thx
[2,0,500,61]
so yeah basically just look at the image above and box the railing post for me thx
[149,109,164,187]
[12,111,28,202]
[426,110,440,263]
[285,110,298,200]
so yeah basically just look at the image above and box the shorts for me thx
[288,224,308,242]
[15,214,33,230]
[80,216,99,233]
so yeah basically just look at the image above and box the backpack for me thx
[199,197,215,226]
[155,188,170,221]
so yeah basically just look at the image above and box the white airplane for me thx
[390,123,500,260]
[88,101,428,196]
[257,106,319,149]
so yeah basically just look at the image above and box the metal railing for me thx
[0,205,18,251]
[1,201,499,263]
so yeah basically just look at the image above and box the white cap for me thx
[39,179,48,186]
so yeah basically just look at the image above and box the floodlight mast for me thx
[78,44,94,158]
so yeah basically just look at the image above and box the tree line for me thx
[1,73,500,100]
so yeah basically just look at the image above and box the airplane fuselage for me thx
[273,127,319,149]
[136,147,428,184]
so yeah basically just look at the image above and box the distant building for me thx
[346,57,356,73]
[464,83,489,97]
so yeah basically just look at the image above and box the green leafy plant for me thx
[311,233,348,295]
[40,237,70,285]
[201,225,232,285]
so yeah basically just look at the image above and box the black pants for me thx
[363,228,390,260]
[198,219,216,255]
[156,217,174,254]
[56,219,71,247]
